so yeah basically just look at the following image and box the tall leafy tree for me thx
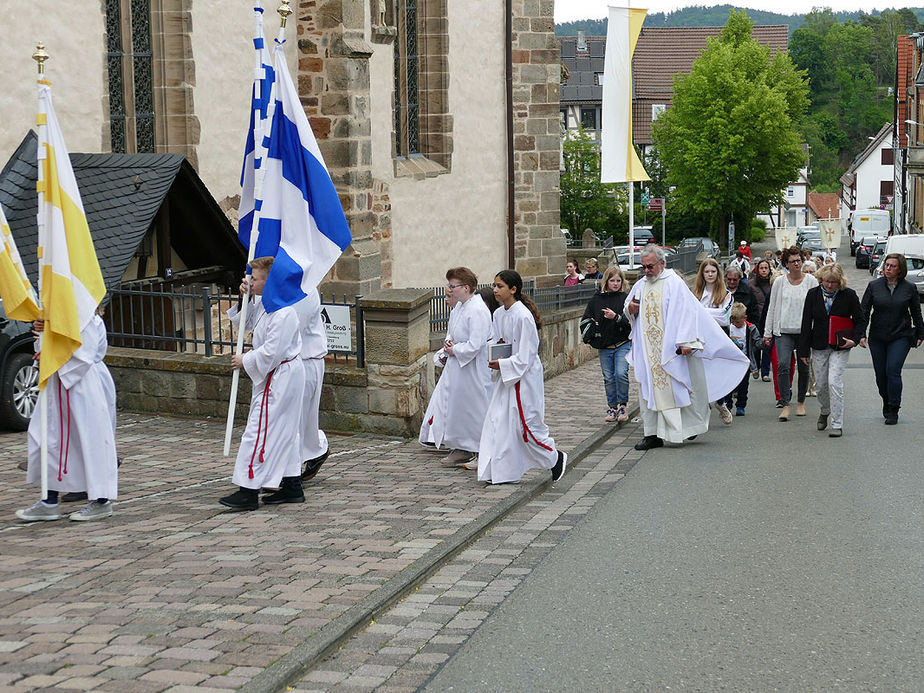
[652,10,809,242]
[559,126,625,238]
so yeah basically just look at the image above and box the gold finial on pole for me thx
[278,0,292,27]
[32,43,50,75]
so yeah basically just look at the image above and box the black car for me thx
[868,239,888,275]
[855,235,885,269]
[628,226,656,245]
[0,302,38,430]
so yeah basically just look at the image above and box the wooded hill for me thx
[556,6,924,36]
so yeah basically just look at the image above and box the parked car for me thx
[0,301,38,431]
[801,238,823,254]
[868,239,887,275]
[677,237,721,259]
[872,253,924,297]
[855,235,886,269]
[627,226,656,245]
[796,228,821,247]
[848,209,891,255]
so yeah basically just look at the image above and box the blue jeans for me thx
[599,342,631,408]
[774,333,808,405]
[722,373,750,410]
[758,343,771,377]
[868,338,912,407]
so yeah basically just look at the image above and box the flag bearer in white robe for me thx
[295,289,330,481]
[478,270,567,485]
[625,245,750,451]
[16,311,119,522]
[221,257,306,510]
[419,267,493,468]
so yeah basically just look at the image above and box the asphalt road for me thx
[425,245,924,692]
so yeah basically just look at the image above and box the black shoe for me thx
[775,401,784,408]
[262,476,305,504]
[885,404,899,425]
[62,492,89,503]
[219,488,259,511]
[551,451,568,482]
[634,435,663,451]
[686,435,698,441]
[301,449,330,481]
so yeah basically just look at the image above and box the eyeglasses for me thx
[788,259,803,265]
[446,284,464,290]
[641,263,657,270]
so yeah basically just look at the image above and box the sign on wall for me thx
[321,304,352,352]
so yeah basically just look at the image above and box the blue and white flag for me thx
[237,4,274,252]
[249,38,353,313]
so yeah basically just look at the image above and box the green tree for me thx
[651,10,809,245]
[559,126,625,240]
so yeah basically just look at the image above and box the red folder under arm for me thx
[828,315,854,347]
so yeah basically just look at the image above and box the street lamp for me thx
[904,119,923,148]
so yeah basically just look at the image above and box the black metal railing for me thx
[104,284,364,366]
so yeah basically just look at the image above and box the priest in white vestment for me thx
[625,245,750,450]
[221,258,305,510]
[419,267,493,466]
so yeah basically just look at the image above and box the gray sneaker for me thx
[69,500,113,522]
[15,500,61,522]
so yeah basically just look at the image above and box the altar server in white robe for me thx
[625,245,750,451]
[16,311,119,522]
[419,267,493,467]
[478,270,567,485]
[294,289,330,481]
[220,257,305,510]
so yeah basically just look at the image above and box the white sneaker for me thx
[16,500,60,522]
[461,457,479,470]
[604,408,617,423]
[69,500,113,522]
[716,403,733,425]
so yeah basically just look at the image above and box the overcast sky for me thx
[555,2,924,23]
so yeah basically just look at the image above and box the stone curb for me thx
[240,403,640,693]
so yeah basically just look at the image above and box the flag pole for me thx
[33,43,50,502]
[222,0,290,456]
[628,183,636,268]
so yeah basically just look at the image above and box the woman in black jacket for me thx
[798,264,866,437]
[860,253,924,424]
[581,265,632,423]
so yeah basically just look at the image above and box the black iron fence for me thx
[104,284,364,366]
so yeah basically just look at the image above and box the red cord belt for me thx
[248,358,294,479]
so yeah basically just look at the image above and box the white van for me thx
[884,233,924,258]
[848,209,890,255]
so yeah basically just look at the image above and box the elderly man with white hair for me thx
[625,245,750,450]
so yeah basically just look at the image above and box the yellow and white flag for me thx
[35,78,105,390]
[0,203,39,322]
[600,5,649,184]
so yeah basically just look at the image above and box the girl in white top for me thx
[692,258,733,328]
[762,247,818,420]
[478,270,566,485]
[692,258,736,425]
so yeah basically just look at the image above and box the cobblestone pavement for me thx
[288,420,646,693]
[0,356,634,692]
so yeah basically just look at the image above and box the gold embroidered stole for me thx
[641,278,676,411]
